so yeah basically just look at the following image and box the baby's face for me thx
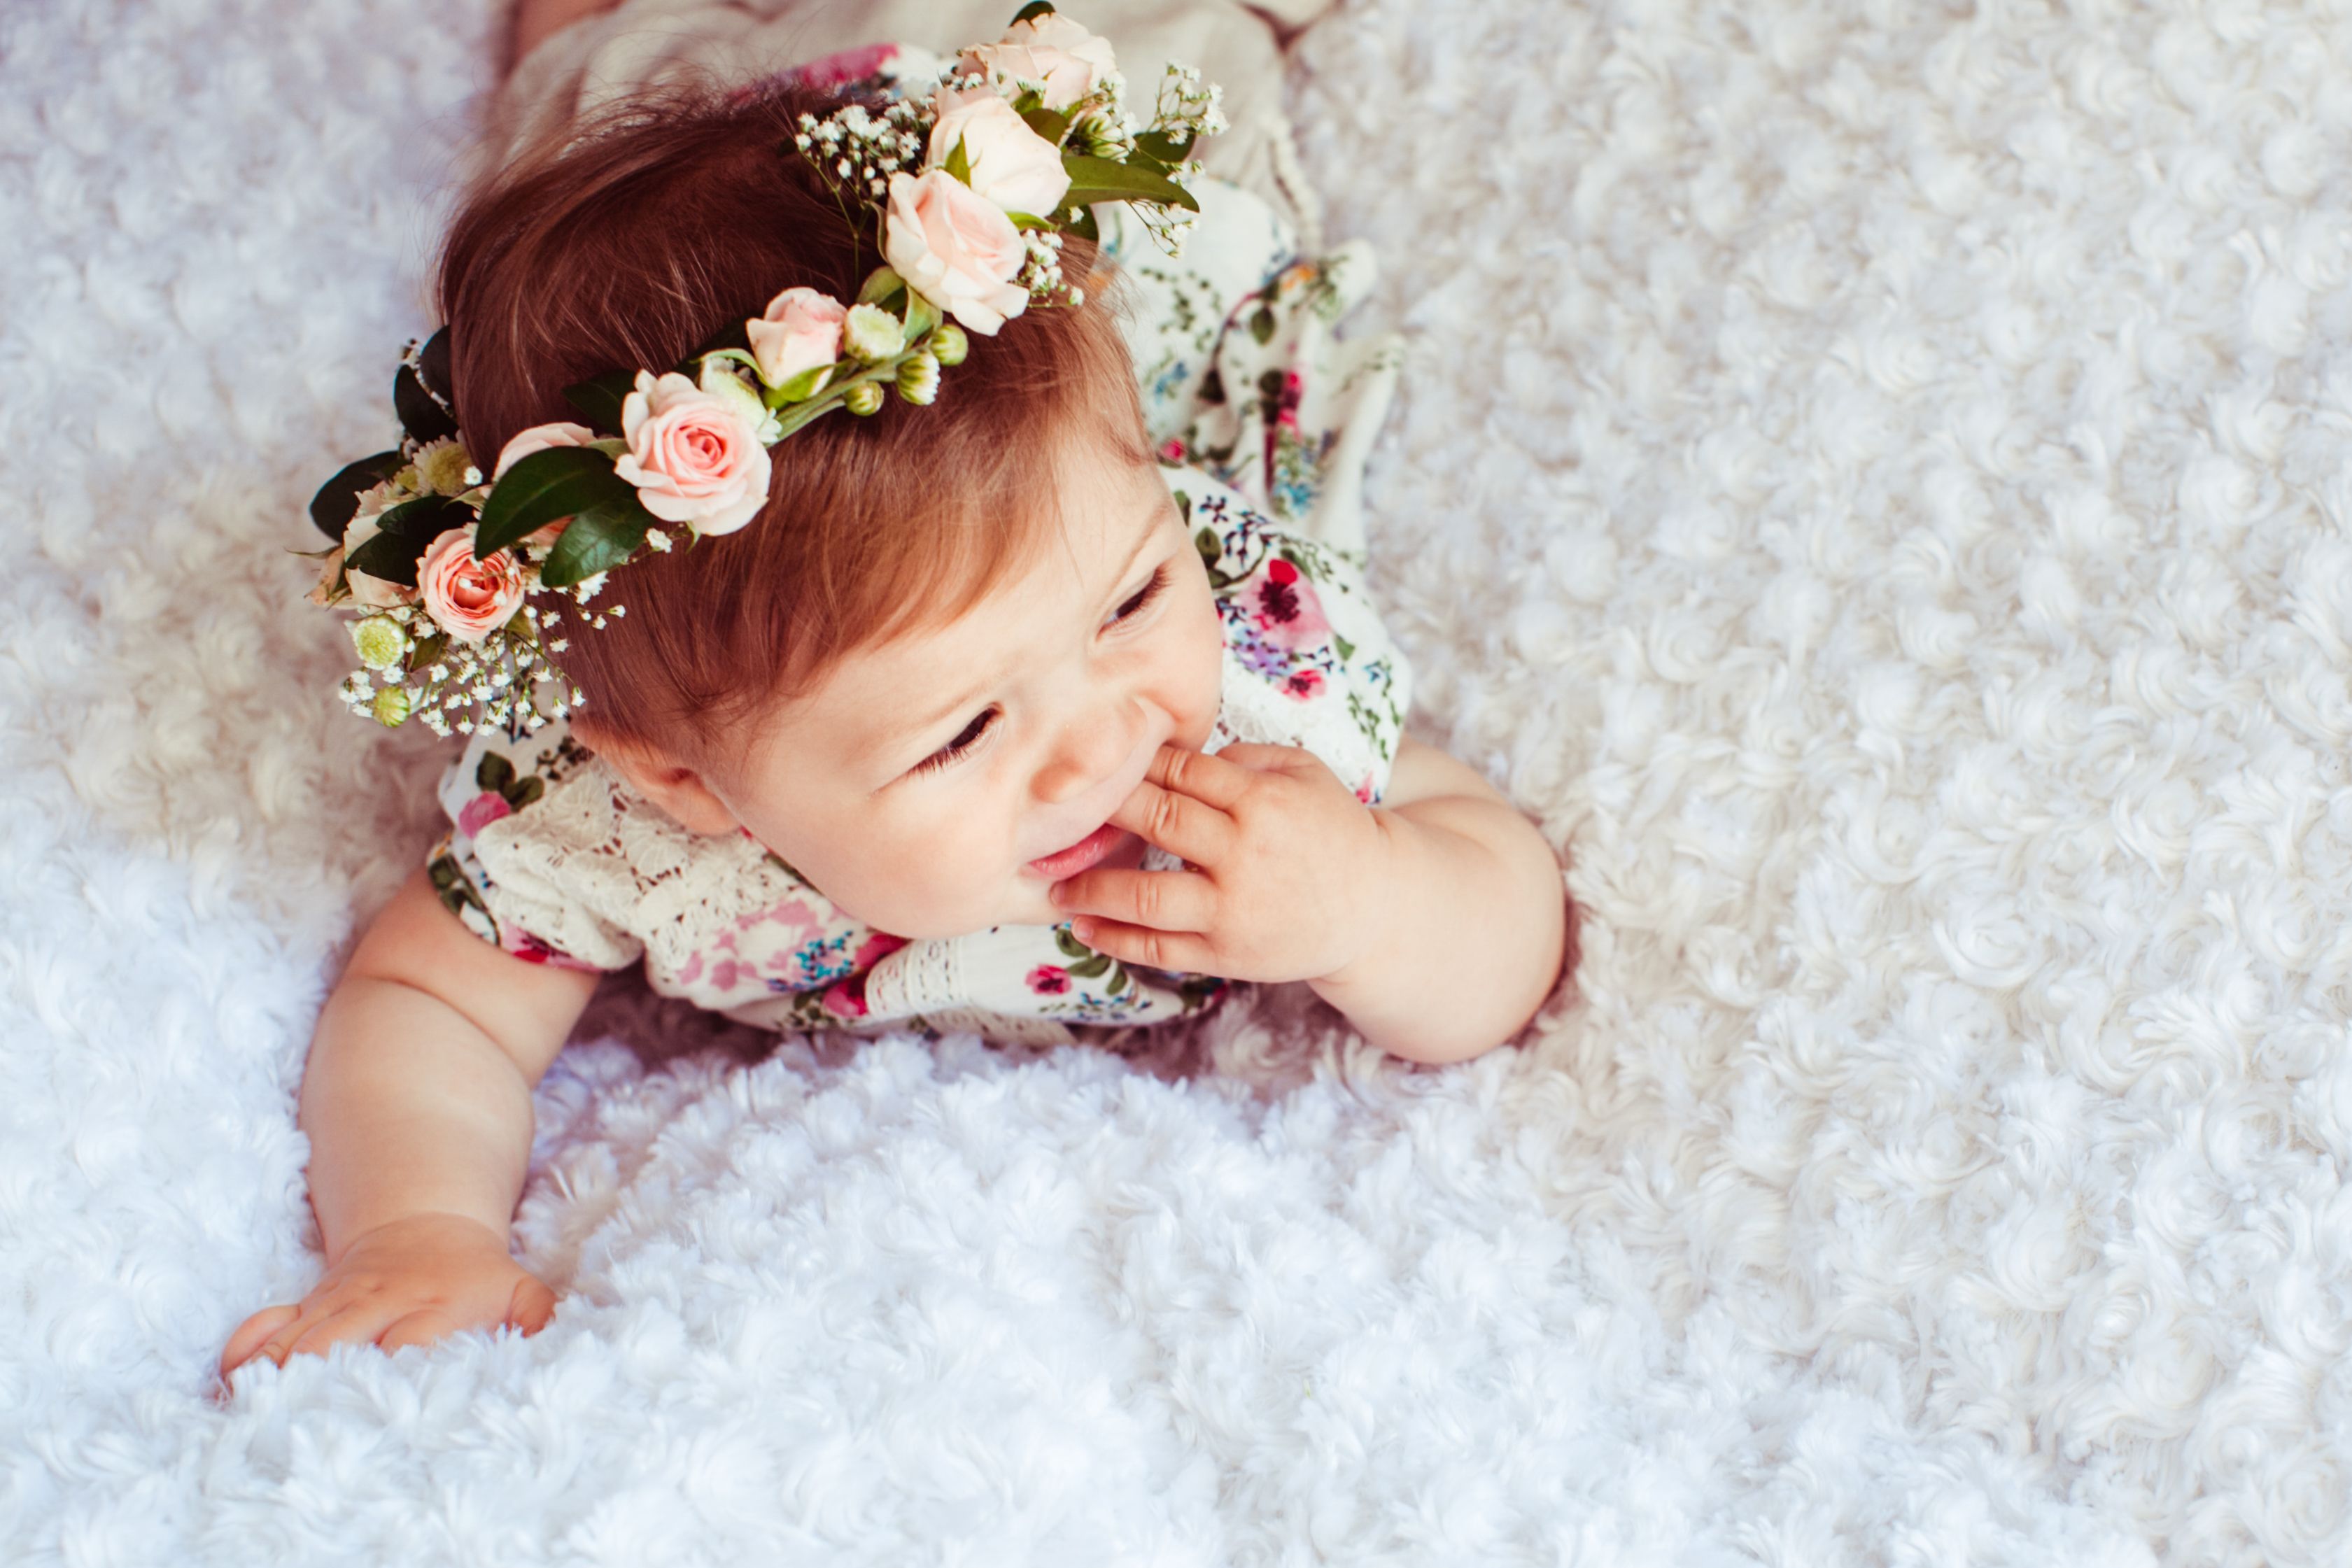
[712,439,1225,938]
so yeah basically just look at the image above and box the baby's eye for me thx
[913,706,997,776]
[1108,564,1169,626]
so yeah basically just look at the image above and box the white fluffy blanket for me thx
[8,0,2351,1560]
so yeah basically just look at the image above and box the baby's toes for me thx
[376,1308,460,1354]
[283,1304,383,1362]
[220,1304,300,1376]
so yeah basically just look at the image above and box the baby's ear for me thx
[575,721,742,837]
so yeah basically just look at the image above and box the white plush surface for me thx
[7,0,2352,1560]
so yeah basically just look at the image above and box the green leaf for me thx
[902,292,939,341]
[476,446,635,556]
[1195,526,1219,564]
[1055,926,1090,959]
[508,777,544,810]
[1332,632,1356,661]
[1010,1,1057,23]
[858,265,905,305]
[1060,153,1199,213]
[1250,306,1277,345]
[1105,962,1130,996]
[540,497,655,587]
[344,495,471,586]
[1067,954,1111,979]
[687,318,752,365]
[1133,129,1194,165]
[416,326,456,404]
[945,136,973,185]
[1020,105,1072,146]
[1006,211,1057,231]
[475,751,516,793]
[393,360,460,444]
[309,450,404,539]
[763,362,837,406]
[563,370,639,437]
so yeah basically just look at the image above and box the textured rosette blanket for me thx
[9,0,2352,1563]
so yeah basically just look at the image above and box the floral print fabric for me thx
[425,168,1410,1045]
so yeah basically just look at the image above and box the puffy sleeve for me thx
[426,718,638,971]
[1169,467,1414,807]
[1102,178,1400,567]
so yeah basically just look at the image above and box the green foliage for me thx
[1061,153,1199,213]
[393,360,459,445]
[344,495,470,586]
[475,446,635,556]
[540,497,656,587]
[309,450,403,539]
[563,370,638,437]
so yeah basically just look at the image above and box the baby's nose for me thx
[1032,700,1143,805]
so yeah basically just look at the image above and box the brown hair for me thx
[436,74,1151,766]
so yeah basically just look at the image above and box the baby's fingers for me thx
[1053,868,1216,931]
[220,1304,300,1376]
[1066,918,1219,976]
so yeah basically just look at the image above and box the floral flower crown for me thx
[302,4,1223,740]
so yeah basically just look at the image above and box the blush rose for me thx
[418,525,527,643]
[927,86,1071,217]
[747,287,847,389]
[882,170,1030,334]
[614,370,773,535]
[962,14,1118,111]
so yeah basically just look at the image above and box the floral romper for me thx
[430,36,1409,1047]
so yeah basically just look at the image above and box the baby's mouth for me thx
[1025,822,1129,881]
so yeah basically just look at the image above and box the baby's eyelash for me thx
[912,705,997,776]
[1108,564,1169,626]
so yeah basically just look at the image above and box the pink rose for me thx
[1026,964,1071,995]
[418,525,526,642]
[492,421,596,480]
[614,370,773,535]
[746,287,847,390]
[962,15,1117,111]
[927,87,1072,217]
[882,170,1029,334]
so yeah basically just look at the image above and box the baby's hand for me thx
[219,1212,556,1379]
[1050,742,1393,984]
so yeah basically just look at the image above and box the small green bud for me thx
[895,352,941,406]
[842,303,906,363]
[929,323,970,367]
[843,381,885,416]
[349,615,408,671]
[372,686,414,727]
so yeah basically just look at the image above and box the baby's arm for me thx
[1051,739,1569,1064]
[219,868,598,1377]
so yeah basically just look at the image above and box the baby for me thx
[221,0,1567,1378]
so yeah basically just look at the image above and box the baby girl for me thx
[221,0,1567,1378]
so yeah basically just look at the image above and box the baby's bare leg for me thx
[508,0,627,75]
